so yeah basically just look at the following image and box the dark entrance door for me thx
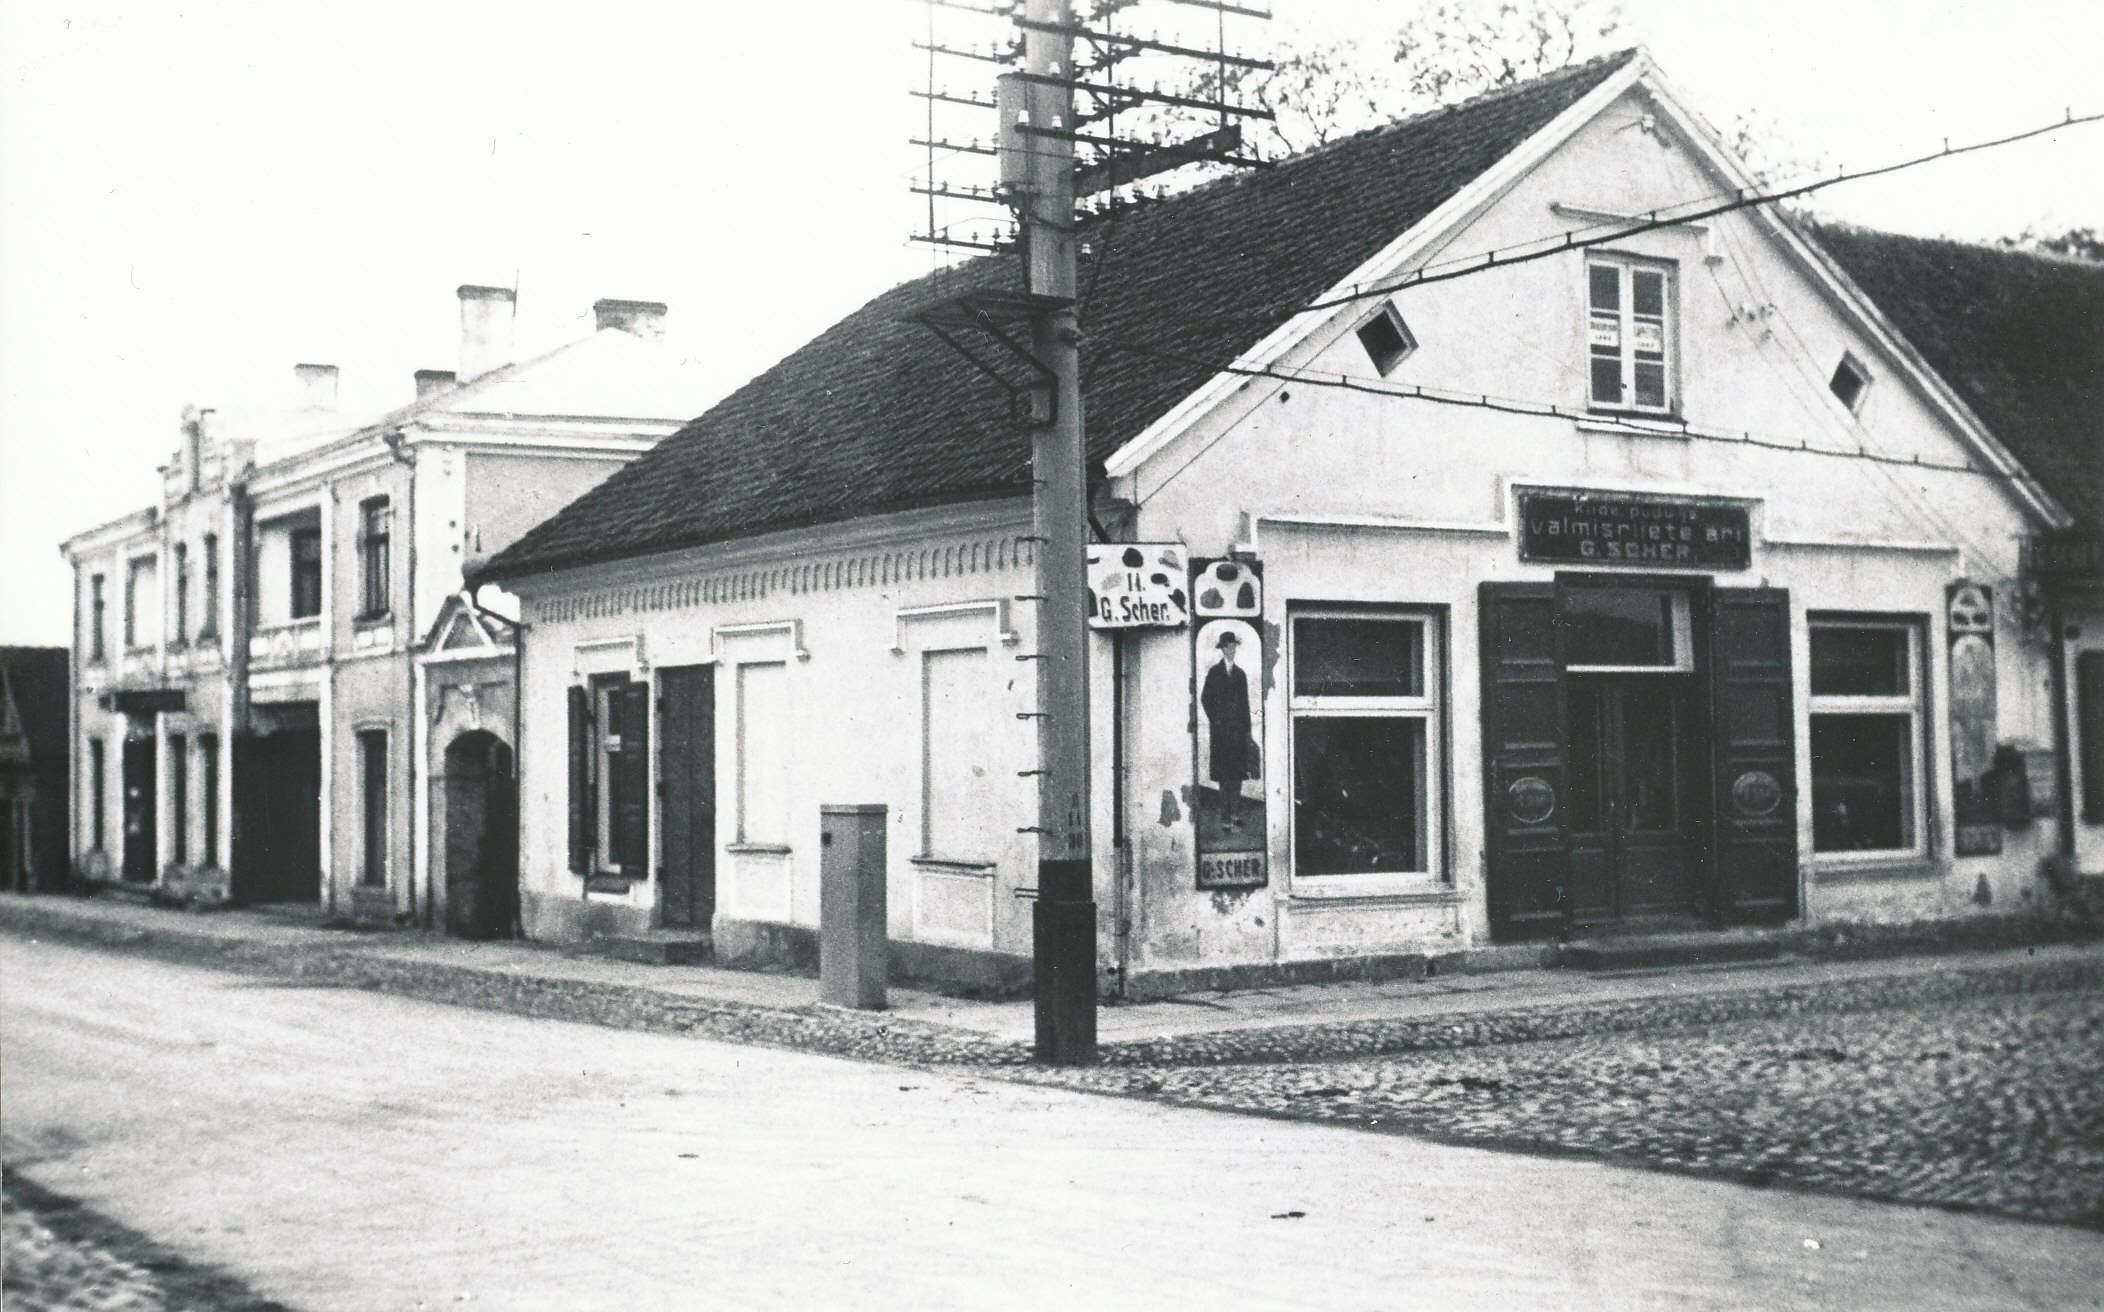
[121,736,157,882]
[657,664,716,930]
[1565,675,1703,927]
[232,728,322,904]
[443,731,517,938]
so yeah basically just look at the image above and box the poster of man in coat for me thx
[1193,558,1265,889]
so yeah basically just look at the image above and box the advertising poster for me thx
[1192,558,1266,890]
[1947,581,2001,856]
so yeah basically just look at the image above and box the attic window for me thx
[1355,304,1417,376]
[1830,353,1871,413]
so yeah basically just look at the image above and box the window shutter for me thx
[614,680,651,876]
[567,686,591,874]
[1708,588,1798,923]
[1479,582,1570,939]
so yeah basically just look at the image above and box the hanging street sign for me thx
[1086,543,1190,629]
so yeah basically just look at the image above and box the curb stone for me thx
[5,897,2100,1069]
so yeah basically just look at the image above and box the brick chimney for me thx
[413,369,457,400]
[592,298,667,338]
[457,285,516,382]
[293,363,339,411]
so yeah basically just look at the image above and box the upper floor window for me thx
[89,574,106,662]
[1588,256,1674,413]
[124,555,158,650]
[199,534,220,640]
[172,542,190,644]
[290,527,323,620]
[358,498,392,620]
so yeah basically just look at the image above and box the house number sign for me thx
[1518,491,1751,569]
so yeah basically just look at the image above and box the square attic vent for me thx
[1830,352,1871,413]
[1356,303,1417,376]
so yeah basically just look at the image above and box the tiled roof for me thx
[480,52,1639,582]
[1807,221,2104,531]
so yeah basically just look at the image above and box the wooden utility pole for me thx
[1019,0,1096,1066]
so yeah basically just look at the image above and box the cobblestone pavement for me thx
[1006,991,2104,1231]
[2,1176,290,1312]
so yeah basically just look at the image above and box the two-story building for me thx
[478,51,2099,994]
[62,286,708,930]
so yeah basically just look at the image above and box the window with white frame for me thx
[922,647,998,862]
[592,679,627,868]
[1289,609,1444,878]
[736,661,790,846]
[1808,618,1926,856]
[123,555,158,650]
[1587,256,1675,413]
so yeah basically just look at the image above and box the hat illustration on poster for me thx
[1193,558,1261,618]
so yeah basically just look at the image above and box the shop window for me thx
[1289,610,1443,878]
[1587,256,1675,413]
[1830,353,1871,413]
[736,662,790,846]
[1355,303,1417,376]
[1809,618,1925,856]
[2078,652,2104,825]
[359,729,387,886]
[358,497,391,620]
[922,647,997,862]
[200,735,220,868]
[89,739,106,851]
[1560,587,1693,672]
[169,734,189,865]
[290,527,323,620]
[89,574,106,662]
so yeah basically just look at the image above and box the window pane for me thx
[1633,361,1666,409]
[1810,626,1909,696]
[1590,356,1624,405]
[1566,684,1604,832]
[1293,717,1427,874]
[1632,269,1664,317]
[1588,264,1620,311]
[1561,589,1673,666]
[1294,618,1422,697]
[1811,712,1913,851]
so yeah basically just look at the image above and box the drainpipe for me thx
[382,430,417,925]
[1110,632,1131,999]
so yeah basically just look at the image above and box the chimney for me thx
[592,298,668,338]
[413,369,457,400]
[293,362,339,411]
[457,284,516,382]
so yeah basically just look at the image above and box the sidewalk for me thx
[3,892,2099,1068]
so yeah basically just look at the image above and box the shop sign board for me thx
[1191,558,1266,890]
[1947,580,2001,856]
[1518,490,1750,569]
[1086,543,1189,629]
[2024,533,2104,584]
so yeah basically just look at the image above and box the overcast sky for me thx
[2,0,2098,645]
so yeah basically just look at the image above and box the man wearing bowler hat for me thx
[1201,628,1253,833]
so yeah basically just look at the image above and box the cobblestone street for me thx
[1015,990,2104,1231]
[1,1176,288,1312]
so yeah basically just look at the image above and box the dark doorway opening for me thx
[657,664,716,931]
[1566,675,1704,929]
[232,724,321,904]
[121,735,157,883]
[442,731,517,938]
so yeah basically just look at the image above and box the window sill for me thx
[1575,413,1688,438]
[1289,875,1455,906]
[1810,856,1938,884]
[911,856,997,874]
[726,843,792,856]
[585,874,637,895]
[354,612,393,627]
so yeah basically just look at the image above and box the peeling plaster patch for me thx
[1158,790,1182,826]
[1261,619,1283,696]
[1210,888,1254,914]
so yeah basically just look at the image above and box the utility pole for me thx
[1018,0,1095,1066]
[905,0,1269,1066]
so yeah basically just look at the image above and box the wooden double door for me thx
[1564,674,1702,928]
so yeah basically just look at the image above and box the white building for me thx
[61,288,709,933]
[480,52,2102,994]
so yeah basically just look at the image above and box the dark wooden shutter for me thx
[1708,587,1798,923]
[567,685,591,874]
[1479,582,1570,939]
[657,665,717,929]
[614,680,651,877]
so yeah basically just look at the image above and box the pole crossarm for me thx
[904,289,1074,428]
[1006,68,1274,120]
[1014,16,1273,69]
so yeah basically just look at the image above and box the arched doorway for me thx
[443,731,517,938]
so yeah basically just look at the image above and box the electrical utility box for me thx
[820,804,888,1009]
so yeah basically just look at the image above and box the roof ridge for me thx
[1805,216,2104,272]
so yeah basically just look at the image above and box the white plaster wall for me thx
[1116,85,2057,966]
